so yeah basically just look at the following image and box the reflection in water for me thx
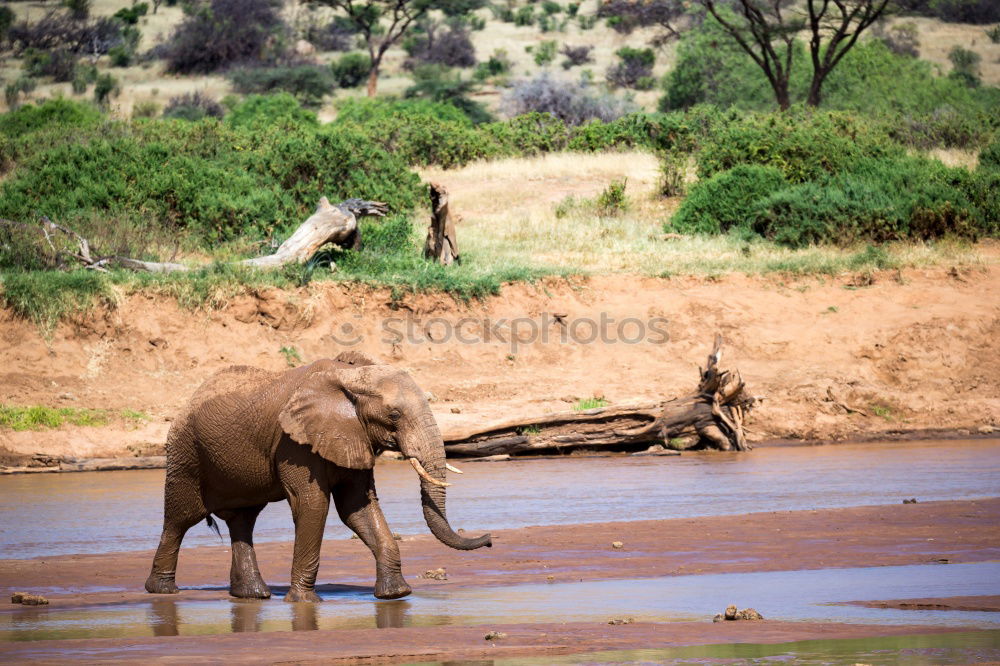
[3,439,998,559]
[375,600,410,628]
[149,598,179,637]
[291,602,318,632]
[230,600,263,633]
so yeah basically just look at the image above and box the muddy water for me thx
[2,562,999,642]
[1,439,997,559]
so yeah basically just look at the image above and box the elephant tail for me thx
[205,514,222,539]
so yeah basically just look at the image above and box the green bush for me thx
[0,98,102,138]
[696,109,901,183]
[330,53,371,88]
[229,65,335,107]
[980,139,1000,171]
[751,156,983,247]
[669,165,787,235]
[226,93,318,128]
[0,119,422,248]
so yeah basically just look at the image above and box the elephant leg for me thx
[219,505,270,599]
[145,474,205,594]
[279,458,331,603]
[333,471,411,600]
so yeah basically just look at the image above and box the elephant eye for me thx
[388,409,402,421]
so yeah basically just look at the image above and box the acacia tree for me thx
[596,0,689,47]
[700,0,891,109]
[311,0,431,96]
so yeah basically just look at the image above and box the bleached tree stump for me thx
[423,182,460,265]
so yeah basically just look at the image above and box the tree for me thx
[700,0,890,109]
[309,0,433,97]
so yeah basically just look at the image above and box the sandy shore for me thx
[2,498,998,662]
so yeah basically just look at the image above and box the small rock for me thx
[608,617,634,625]
[12,592,48,606]
[421,568,447,580]
[450,407,462,414]
[978,425,995,434]
[546,575,555,582]
[902,498,918,504]
[716,604,763,621]
[149,337,168,348]
[484,631,507,641]
[611,541,624,550]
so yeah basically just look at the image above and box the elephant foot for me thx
[145,573,179,595]
[374,573,412,600]
[284,588,322,603]
[230,579,271,600]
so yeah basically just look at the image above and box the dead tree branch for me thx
[442,336,759,457]
[2,198,387,273]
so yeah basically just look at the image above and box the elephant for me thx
[144,351,491,602]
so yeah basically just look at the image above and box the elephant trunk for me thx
[403,414,491,551]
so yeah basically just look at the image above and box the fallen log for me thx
[442,336,759,457]
[1,198,387,274]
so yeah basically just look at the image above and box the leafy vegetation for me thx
[0,404,148,430]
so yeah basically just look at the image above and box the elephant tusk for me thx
[410,458,451,487]
[445,463,464,474]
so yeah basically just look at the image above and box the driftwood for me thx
[442,336,759,457]
[423,182,459,265]
[1,198,387,273]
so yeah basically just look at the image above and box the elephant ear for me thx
[278,371,375,470]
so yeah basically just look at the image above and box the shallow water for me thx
[0,439,998,559]
[2,562,999,642]
[417,631,1000,665]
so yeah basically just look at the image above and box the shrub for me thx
[484,112,569,155]
[306,15,357,52]
[980,138,1000,171]
[474,49,512,80]
[335,97,472,127]
[596,178,628,214]
[8,11,123,54]
[560,44,593,69]
[162,92,224,120]
[162,0,286,74]
[226,93,318,128]
[404,22,476,70]
[71,63,97,94]
[695,109,901,183]
[64,0,91,20]
[750,156,984,246]
[229,65,335,107]
[0,120,423,246]
[0,6,14,45]
[501,72,638,126]
[606,46,654,89]
[5,77,37,108]
[904,0,1000,23]
[330,53,371,88]
[22,47,79,82]
[533,40,557,66]
[0,98,103,138]
[132,100,161,119]
[514,6,534,26]
[872,20,919,58]
[669,165,787,235]
[93,73,120,107]
[541,0,561,14]
[404,65,493,124]
[987,26,1000,44]
[947,46,981,88]
[113,2,148,25]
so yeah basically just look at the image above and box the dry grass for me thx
[420,151,995,277]
[882,15,1000,87]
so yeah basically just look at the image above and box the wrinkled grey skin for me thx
[145,352,490,602]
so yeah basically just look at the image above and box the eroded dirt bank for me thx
[2,264,999,460]
[1,499,997,662]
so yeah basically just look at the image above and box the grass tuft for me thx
[0,404,148,431]
[574,396,610,411]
